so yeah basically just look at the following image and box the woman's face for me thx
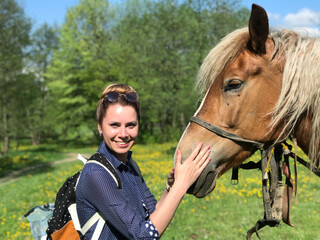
[98,103,139,162]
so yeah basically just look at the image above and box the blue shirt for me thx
[76,142,160,239]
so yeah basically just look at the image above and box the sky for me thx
[243,0,320,36]
[20,0,320,36]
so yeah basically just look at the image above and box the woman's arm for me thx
[150,143,211,235]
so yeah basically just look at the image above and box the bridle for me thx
[190,116,266,149]
[190,115,289,239]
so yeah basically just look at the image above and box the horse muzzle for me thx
[187,160,219,198]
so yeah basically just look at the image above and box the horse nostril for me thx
[187,181,196,194]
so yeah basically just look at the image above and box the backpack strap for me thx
[68,204,81,231]
[86,152,122,189]
[91,216,105,240]
[72,152,122,239]
[69,203,105,240]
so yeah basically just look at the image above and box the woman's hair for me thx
[97,83,140,126]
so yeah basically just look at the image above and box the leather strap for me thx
[190,116,265,149]
[282,155,294,227]
[231,167,239,185]
[246,147,282,239]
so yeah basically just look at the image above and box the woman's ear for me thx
[98,124,102,136]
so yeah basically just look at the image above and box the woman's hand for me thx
[150,143,211,235]
[174,142,211,192]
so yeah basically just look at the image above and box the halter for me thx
[190,115,285,238]
[190,116,266,149]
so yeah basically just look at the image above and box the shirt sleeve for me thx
[79,166,160,239]
[140,176,157,214]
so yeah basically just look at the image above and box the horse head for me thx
[176,4,319,198]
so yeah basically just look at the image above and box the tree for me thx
[47,0,118,143]
[24,24,59,145]
[113,0,250,142]
[0,0,31,154]
[45,0,250,144]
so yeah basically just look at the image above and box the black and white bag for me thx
[46,152,122,240]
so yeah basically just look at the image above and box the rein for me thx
[190,116,266,149]
[246,146,284,239]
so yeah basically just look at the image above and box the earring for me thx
[99,132,102,136]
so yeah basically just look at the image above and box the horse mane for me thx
[197,28,249,94]
[197,27,320,168]
[271,30,320,168]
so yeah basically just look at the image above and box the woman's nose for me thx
[118,126,128,137]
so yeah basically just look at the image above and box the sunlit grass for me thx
[0,143,319,239]
[0,144,67,178]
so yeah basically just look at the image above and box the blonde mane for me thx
[197,28,249,94]
[197,27,320,168]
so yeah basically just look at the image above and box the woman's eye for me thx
[127,122,137,128]
[224,79,243,92]
[110,123,119,127]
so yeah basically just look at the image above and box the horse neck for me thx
[292,111,312,155]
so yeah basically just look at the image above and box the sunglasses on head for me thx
[105,91,139,103]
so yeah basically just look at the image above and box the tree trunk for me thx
[32,133,40,146]
[3,102,9,154]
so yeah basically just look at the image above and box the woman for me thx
[76,83,211,239]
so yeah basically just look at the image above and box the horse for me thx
[176,3,320,199]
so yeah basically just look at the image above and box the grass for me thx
[0,144,66,178]
[0,142,319,239]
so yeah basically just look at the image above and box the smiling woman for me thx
[97,84,140,163]
[73,83,211,240]
[99,104,138,162]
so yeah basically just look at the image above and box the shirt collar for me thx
[97,141,133,170]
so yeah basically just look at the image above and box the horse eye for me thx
[224,79,243,92]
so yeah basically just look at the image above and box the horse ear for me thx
[248,4,269,54]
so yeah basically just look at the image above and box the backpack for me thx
[46,152,128,240]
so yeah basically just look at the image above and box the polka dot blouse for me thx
[76,142,160,239]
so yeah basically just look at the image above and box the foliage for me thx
[26,24,59,145]
[0,0,31,154]
[0,0,251,152]
[46,0,118,143]
[113,0,250,142]
[45,0,250,144]
[0,143,319,239]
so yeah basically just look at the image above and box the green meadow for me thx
[0,143,319,239]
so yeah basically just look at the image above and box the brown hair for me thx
[97,83,140,126]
